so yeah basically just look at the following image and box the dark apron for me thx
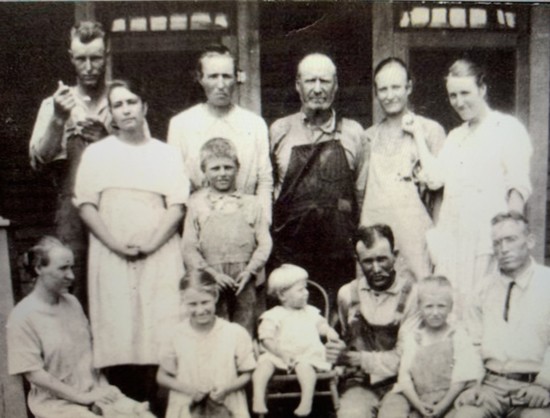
[342,279,413,390]
[271,120,358,302]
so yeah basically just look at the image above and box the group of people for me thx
[5,18,547,418]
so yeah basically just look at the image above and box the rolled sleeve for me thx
[73,147,100,208]
[29,97,66,169]
[254,120,274,224]
[182,202,209,271]
[244,201,273,275]
[165,149,190,207]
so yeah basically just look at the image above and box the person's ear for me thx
[526,232,536,251]
[480,84,487,99]
[406,80,413,96]
[143,102,148,117]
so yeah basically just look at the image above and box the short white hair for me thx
[297,53,337,79]
[268,264,308,297]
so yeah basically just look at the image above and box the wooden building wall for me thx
[259,2,372,128]
[0,3,76,300]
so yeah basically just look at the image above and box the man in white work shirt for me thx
[167,44,272,221]
[455,211,550,418]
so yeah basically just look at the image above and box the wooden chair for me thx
[257,280,341,418]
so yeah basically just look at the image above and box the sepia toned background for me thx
[0,1,549,417]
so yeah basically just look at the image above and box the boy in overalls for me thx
[182,137,272,336]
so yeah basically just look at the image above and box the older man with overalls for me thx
[269,53,369,309]
[328,224,419,418]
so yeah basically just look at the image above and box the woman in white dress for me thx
[74,79,189,409]
[404,59,532,318]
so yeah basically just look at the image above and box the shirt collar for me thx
[207,188,242,202]
[357,271,406,296]
[499,257,535,291]
[301,108,336,133]
[202,103,236,123]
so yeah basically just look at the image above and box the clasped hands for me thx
[111,232,157,261]
[214,270,253,296]
[455,383,550,410]
[191,386,229,405]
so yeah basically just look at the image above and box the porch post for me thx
[527,7,550,262]
[0,219,26,418]
[235,0,262,114]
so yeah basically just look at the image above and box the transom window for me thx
[107,2,233,33]
[396,3,519,31]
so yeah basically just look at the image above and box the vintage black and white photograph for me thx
[0,1,549,417]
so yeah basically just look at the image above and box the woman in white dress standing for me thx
[405,59,532,318]
[74,79,189,411]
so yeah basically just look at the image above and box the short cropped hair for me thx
[195,44,236,79]
[296,53,337,79]
[179,269,219,299]
[267,264,308,297]
[446,58,486,88]
[23,236,70,278]
[374,57,411,82]
[199,137,240,172]
[417,275,453,303]
[70,20,106,45]
[355,224,395,252]
[491,211,530,232]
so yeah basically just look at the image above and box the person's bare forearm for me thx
[34,116,66,164]
[25,369,89,405]
[156,367,195,396]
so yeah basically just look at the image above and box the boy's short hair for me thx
[268,264,308,297]
[418,275,453,303]
[199,137,240,172]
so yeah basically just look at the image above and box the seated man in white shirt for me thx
[455,211,550,418]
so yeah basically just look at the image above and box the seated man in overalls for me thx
[327,224,420,418]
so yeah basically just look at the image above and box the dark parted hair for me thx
[373,56,411,82]
[195,44,236,79]
[355,224,395,252]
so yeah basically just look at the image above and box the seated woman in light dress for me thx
[73,79,189,409]
[6,236,155,418]
[404,58,532,318]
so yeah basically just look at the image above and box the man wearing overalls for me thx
[328,224,419,418]
[269,53,369,308]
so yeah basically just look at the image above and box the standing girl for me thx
[157,270,256,418]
